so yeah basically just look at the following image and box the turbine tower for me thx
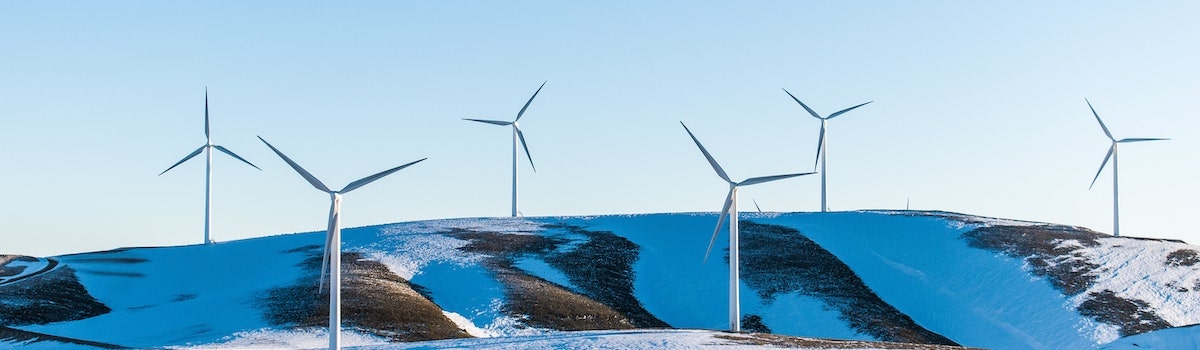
[159,89,261,244]
[258,136,425,350]
[782,89,872,212]
[464,81,546,217]
[1085,99,1168,237]
[681,122,814,332]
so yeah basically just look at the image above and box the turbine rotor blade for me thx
[317,224,334,293]
[1086,99,1115,141]
[515,81,547,122]
[159,145,206,176]
[753,199,762,213]
[740,172,816,187]
[680,122,732,183]
[204,88,211,140]
[782,88,822,120]
[258,136,332,193]
[213,145,262,170]
[463,118,512,126]
[1117,137,1170,143]
[515,126,536,172]
[814,125,825,171]
[703,190,734,264]
[340,158,428,194]
[826,101,873,120]
[1089,146,1115,190]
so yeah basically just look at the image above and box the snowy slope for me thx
[2,211,1198,349]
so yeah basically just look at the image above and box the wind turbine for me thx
[1085,99,1168,237]
[258,136,425,350]
[681,122,814,332]
[159,89,261,244]
[782,89,872,212]
[464,81,546,217]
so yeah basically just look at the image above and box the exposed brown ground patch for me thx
[1166,249,1200,267]
[960,224,1171,337]
[489,259,634,331]
[715,331,981,349]
[962,225,1103,295]
[1078,290,1171,337]
[261,247,470,341]
[451,229,640,331]
[0,261,110,326]
[0,325,125,349]
[739,221,957,346]
[541,224,669,328]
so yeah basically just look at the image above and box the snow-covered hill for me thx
[2,211,1198,349]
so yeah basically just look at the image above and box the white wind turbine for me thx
[782,89,872,212]
[258,136,425,350]
[1085,99,1168,237]
[464,81,546,217]
[159,89,261,244]
[681,122,814,332]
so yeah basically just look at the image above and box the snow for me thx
[766,212,1099,349]
[350,329,789,349]
[544,214,868,340]
[1071,238,1200,327]
[5,211,1199,349]
[168,328,391,349]
[18,233,318,348]
[1100,325,1200,349]
[0,257,54,285]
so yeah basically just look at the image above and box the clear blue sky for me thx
[2,1,1197,256]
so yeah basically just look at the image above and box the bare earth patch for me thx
[260,246,470,341]
[541,224,670,328]
[738,221,957,346]
[960,224,1170,337]
[0,258,110,326]
[715,331,981,349]
[451,229,641,331]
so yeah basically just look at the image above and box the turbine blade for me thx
[782,88,822,120]
[814,125,825,171]
[703,190,734,264]
[204,88,210,139]
[826,101,873,120]
[158,146,206,176]
[740,172,816,187]
[1086,99,1114,141]
[213,145,262,170]
[515,126,536,172]
[680,122,732,183]
[515,81,547,122]
[257,136,332,193]
[753,199,762,213]
[463,118,512,126]
[317,228,333,293]
[1117,137,1170,143]
[1089,146,1115,190]
[340,158,428,193]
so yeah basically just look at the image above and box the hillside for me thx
[2,211,1198,349]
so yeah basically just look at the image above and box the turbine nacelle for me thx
[463,81,547,217]
[257,136,426,289]
[680,121,814,263]
[158,89,260,245]
[1085,99,1169,190]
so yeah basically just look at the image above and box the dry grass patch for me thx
[489,260,635,331]
[739,221,957,346]
[0,260,110,326]
[261,247,470,341]
[715,331,981,349]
